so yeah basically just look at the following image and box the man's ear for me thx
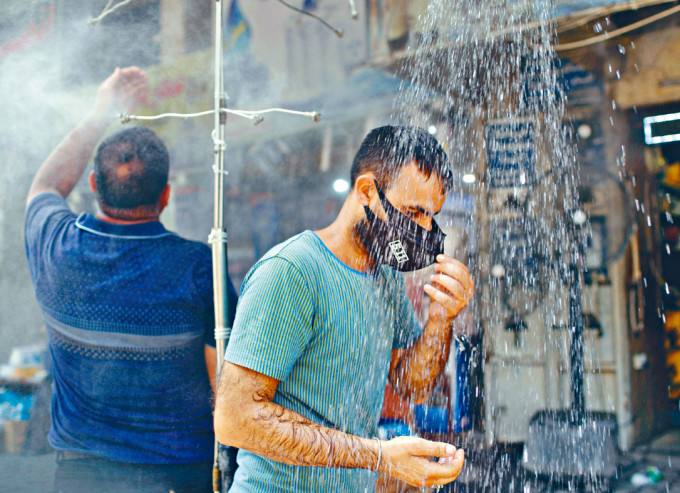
[88,171,97,194]
[354,174,377,207]
[158,184,171,213]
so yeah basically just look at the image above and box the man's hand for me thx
[27,66,148,204]
[424,254,474,326]
[380,436,465,487]
[91,66,148,119]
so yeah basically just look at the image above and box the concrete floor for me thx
[0,451,55,493]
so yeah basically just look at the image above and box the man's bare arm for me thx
[389,254,474,403]
[214,362,465,487]
[204,345,217,395]
[27,67,147,205]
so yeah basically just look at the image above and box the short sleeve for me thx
[224,256,315,382]
[24,193,75,280]
[386,270,423,350]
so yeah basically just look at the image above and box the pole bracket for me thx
[208,229,228,244]
[214,327,232,341]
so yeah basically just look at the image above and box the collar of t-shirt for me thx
[75,213,176,240]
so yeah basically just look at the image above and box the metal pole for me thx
[569,261,585,423]
[210,0,230,491]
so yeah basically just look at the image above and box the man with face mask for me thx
[215,125,474,492]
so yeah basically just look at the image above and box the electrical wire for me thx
[276,0,344,38]
[370,0,679,66]
[120,107,321,125]
[554,3,680,50]
[237,107,321,121]
[88,0,137,26]
[556,0,678,33]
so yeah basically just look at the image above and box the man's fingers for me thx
[424,284,453,309]
[411,439,457,458]
[434,255,474,295]
[384,437,465,487]
[417,448,465,486]
[430,274,466,301]
[117,66,145,80]
[434,264,474,296]
[430,449,465,484]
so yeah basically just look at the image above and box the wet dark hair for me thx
[350,125,453,191]
[94,126,169,210]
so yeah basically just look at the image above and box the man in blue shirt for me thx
[24,67,237,492]
[215,125,474,491]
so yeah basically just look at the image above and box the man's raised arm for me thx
[27,67,147,205]
[214,361,465,488]
[389,254,475,403]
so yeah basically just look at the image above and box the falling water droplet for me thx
[593,22,603,33]
[617,44,626,54]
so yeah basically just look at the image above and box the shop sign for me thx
[486,120,535,188]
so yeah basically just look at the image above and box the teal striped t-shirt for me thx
[225,230,422,492]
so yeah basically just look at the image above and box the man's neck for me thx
[95,211,160,225]
[315,215,374,274]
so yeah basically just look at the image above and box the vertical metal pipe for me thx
[212,0,229,374]
[569,262,585,423]
[211,1,230,491]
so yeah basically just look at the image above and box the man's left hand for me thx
[424,254,474,325]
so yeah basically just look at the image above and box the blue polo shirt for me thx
[24,193,237,464]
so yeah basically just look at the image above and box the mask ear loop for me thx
[372,180,394,220]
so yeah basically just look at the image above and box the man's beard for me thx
[351,218,376,268]
[352,205,445,272]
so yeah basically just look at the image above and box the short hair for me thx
[350,125,453,191]
[94,127,169,210]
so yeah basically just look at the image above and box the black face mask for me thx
[355,181,446,272]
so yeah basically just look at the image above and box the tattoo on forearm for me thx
[250,390,372,469]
